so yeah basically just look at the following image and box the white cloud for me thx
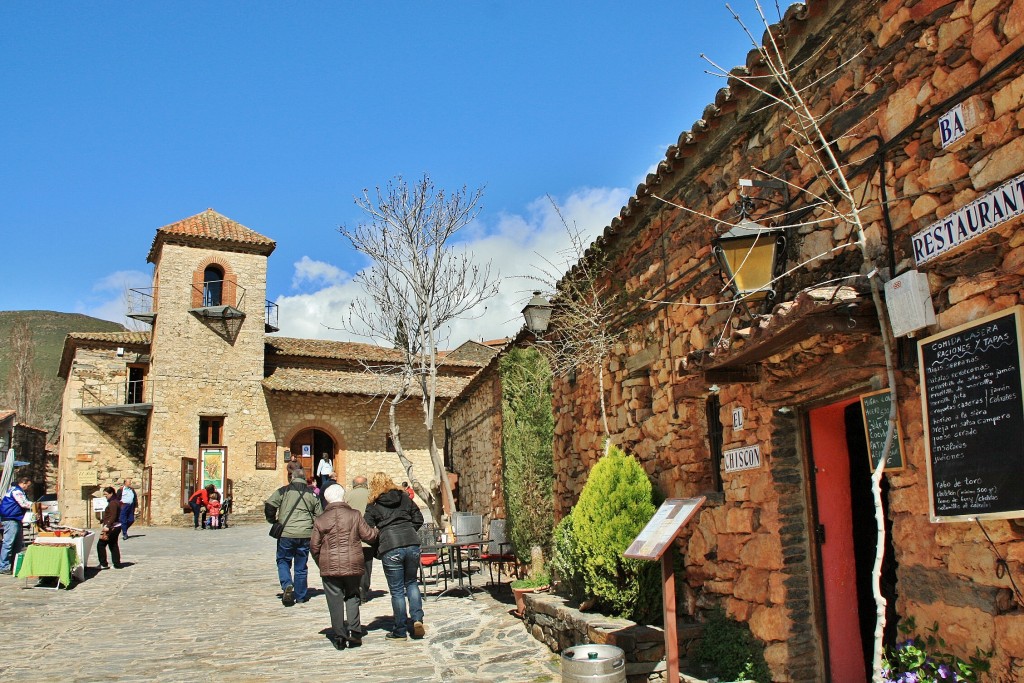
[274,186,630,348]
[77,269,153,328]
[291,256,349,290]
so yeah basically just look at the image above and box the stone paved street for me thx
[0,523,559,682]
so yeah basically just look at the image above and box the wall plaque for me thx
[723,444,762,473]
[256,441,277,470]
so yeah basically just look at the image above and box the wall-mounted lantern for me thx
[712,219,788,315]
[522,291,554,334]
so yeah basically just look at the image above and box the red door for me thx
[808,399,867,683]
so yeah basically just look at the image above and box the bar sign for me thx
[724,444,762,473]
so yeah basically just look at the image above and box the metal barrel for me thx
[561,644,626,683]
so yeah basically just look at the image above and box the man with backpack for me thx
[264,468,322,606]
[1,476,32,574]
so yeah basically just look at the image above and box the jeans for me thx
[276,537,310,601]
[1,518,24,571]
[381,545,423,636]
[189,501,206,529]
[119,504,135,538]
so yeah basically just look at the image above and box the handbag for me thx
[99,528,110,541]
[268,484,310,539]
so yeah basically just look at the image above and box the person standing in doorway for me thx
[0,476,32,574]
[344,475,373,603]
[96,487,123,569]
[265,468,322,607]
[118,479,137,539]
[364,472,425,640]
[316,453,334,489]
[311,484,379,649]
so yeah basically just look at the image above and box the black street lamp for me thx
[712,218,787,315]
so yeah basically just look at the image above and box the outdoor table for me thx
[16,543,77,589]
[434,538,487,600]
[33,531,96,582]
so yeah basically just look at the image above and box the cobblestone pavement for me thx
[0,523,559,683]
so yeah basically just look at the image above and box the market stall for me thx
[16,543,77,589]
[33,528,96,582]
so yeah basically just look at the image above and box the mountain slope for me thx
[0,310,126,436]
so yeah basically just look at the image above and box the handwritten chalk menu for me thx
[623,497,705,561]
[919,306,1024,522]
[859,389,905,472]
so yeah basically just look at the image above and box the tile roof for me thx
[265,336,485,369]
[67,331,152,345]
[59,332,152,378]
[147,209,277,263]
[0,410,15,423]
[263,367,470,398]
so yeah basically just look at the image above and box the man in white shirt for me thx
[316,454,335,489]
[118,479,137,540]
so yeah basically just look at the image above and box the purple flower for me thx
[900,673,919,683]
[937,663,952,679]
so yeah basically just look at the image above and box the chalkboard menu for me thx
[919,306,1024,522]
[859,389,904,472]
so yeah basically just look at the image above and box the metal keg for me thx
[561,644,626,683]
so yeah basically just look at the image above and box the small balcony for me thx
[75,378,154,417]
[126,287,158,325]
[265,300,279,333]
[190,280,247,321]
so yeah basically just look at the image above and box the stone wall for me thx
[444,364,505,521]
[56,343,148,527]
[265,391,437,516]
[146,243,279,523]
[548,0,1024,680]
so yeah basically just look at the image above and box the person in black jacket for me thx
[364,472,425,640]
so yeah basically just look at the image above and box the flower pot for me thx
[511,585,549,617]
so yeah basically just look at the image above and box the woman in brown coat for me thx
[96,486,123,569]
[311,484,379,649]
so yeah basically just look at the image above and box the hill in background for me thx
[0,310,126,438]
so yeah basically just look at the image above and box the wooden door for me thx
[808,399,867,683]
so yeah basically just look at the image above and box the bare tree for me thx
[340,174,500,523]
[527,198,630,449]
[2,320,43,425]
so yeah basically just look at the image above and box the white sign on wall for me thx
[723,444,762,473]
[938,102,977,149]
[732,407,744,431]
[912,172,1024,265]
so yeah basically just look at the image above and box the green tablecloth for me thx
[16,544,77,588]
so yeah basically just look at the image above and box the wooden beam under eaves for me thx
[704,365,761,384]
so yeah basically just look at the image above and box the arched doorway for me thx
[289,428,335,485]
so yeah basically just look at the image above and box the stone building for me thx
[55,209,483,527]
[532,0,1024,681]
[0,411,52,498]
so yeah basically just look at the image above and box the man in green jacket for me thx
[265,470,322,606]
[344,475,373,603]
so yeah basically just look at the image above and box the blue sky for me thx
[1,2,762,346]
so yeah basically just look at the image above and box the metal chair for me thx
[478,519,517,585]
[418,523,447,592]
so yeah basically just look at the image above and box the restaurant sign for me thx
[723,444,762,473]
[912,172,1024,265]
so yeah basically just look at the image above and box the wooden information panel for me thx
[859,389,905,472]
[919,306,1024,522]
[623,497,705,560]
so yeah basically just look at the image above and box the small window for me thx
[706,395,724,493]
[203,266,224,306]
[126,365,146,404]
[200,417,224,446]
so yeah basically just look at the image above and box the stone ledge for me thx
[522,591,710,683]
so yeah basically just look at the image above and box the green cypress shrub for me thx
[500,347,554,563]
[552,514,585,602]
[569,444,660,620]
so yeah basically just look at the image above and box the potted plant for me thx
[511,568,550,617]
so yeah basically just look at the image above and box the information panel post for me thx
[624,497,706,683]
